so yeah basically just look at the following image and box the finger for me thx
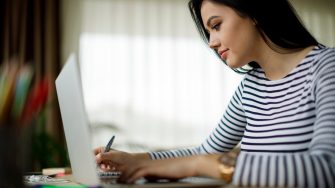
[96,153,103,164]
[96,153,114,164]
[108,162,121,171]
[100,163,107,170]
[110,166,115,171]
[100,151,126,164]
[94,147,104,155]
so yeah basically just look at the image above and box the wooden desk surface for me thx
[49,175,237,188]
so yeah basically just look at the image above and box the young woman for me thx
[95,0,335,187]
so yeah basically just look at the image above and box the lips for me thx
[218,49,229,60]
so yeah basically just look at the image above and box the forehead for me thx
[200,1,232,23]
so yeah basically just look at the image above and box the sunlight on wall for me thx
[291,0,335,46]
[61,0,334,151]
[79,33,243,149]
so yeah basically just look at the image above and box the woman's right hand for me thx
[94,147,150,172]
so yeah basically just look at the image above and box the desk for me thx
[25,175,85,187]
[39,175,238,188]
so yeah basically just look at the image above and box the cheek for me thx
[227,49,254,69]
[228,29,257,66]
[226,52,246,69]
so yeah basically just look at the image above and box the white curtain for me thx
[78,0,242,150]
[291,0,335,46]
[69,0,334,151]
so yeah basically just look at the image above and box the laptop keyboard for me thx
[98,171,121,179]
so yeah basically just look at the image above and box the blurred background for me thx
[1,0,334,173]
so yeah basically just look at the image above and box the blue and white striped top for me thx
[149,45,335,187]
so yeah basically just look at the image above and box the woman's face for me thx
[200,0,260,68]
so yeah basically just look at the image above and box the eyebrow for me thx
[206,16,220,27]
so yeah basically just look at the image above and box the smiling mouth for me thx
[219,49,229,60]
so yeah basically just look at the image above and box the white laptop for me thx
[55,54,226,187]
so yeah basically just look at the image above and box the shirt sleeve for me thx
[232,49,335,188]
[149,80,247,159]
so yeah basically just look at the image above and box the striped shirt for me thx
[149,45,335,187]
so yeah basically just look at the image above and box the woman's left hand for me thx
[116,154,222,183]
[118,156,198,183]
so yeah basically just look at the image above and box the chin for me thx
[226,59,248,69]
[226,61,240,69]
[229,65,240,69]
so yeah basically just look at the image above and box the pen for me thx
[104,135,115,153]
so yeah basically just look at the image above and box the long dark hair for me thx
[188,0,319,74]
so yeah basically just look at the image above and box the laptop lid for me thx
[56,54,101,186]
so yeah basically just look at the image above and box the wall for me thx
[60,0,335,150]
[290,0,335,46]
[61,0,335,66]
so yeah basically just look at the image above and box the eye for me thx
[211,22,221,31]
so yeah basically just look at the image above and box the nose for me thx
[208,35,220,49]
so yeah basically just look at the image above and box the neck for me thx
[256,44,315,81]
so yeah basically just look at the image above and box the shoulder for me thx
[316,46,335,62]
[310,45,335,87]
[243,68,267,85]
[313,45,335,73]
[234,70,262,95]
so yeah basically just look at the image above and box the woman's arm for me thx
[149,80,248,159]
[119,154,222,183]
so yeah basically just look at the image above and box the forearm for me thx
[132,152,151,161]
[195,154,222,179]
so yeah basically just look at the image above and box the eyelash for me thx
[211,22,221,31]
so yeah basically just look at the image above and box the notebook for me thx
[55,54,226,187]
